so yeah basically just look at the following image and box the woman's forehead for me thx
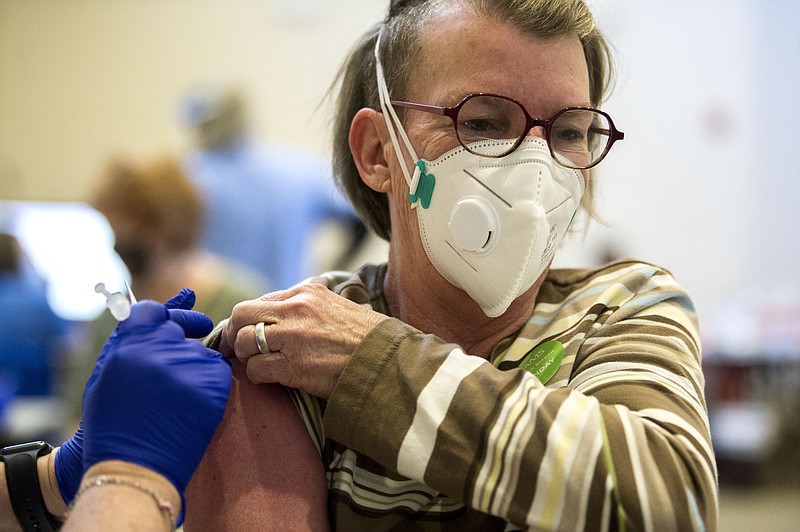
[403,12,590,113]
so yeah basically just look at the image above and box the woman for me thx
[65,155,266,429]
[187,1,718,530]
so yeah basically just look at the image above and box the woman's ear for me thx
[349,108,392,193]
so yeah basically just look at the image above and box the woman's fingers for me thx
[222,282,388,399]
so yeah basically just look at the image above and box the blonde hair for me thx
[332,0,613,240]
[90,155,203,251]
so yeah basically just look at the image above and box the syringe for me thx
[94,281,136,321]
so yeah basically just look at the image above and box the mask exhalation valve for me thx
[449,197,498,252]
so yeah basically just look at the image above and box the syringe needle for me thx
[124,280,137,304]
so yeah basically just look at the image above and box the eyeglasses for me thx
[390,93,624,169]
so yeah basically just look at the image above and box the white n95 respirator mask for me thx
[410,138,584,317]
[374,34,585,317]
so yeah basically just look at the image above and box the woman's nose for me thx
[526,125,547,139]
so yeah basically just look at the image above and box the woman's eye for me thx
[459,117,512,139]
[554,127,586,144]
[462,118,494,131]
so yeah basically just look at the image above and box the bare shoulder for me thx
[184,362,330,531]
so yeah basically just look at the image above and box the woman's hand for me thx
[221,282,388,399]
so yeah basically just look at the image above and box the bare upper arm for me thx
[184,362,330,531]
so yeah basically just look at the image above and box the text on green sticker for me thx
[519,340,564,384]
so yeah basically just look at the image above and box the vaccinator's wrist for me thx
[41,448,69,518]
[79,461,182,525]
[1,441,63,531]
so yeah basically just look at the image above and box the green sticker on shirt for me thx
[519,340,564,384]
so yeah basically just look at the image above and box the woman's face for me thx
[105,212,165,279]
[383,8,591,300]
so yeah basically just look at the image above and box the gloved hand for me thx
[54,289,215,505]
[81,296,230,523]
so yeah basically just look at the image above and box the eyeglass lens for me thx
[455,95,612,168]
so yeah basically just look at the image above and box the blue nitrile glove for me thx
[162,288,215,338]
[81,299,231,524]
[54,289,214,505]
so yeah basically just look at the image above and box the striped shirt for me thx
[288,260,718,531]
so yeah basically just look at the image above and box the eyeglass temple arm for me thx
[390,100,449,116]
[589,125,625,141]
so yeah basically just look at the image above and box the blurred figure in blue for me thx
[180,85,367,290]
[0,232,68,441]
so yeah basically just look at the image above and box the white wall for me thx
[1,0,798,340]
[557,0,800,350]
[0,0,386,200]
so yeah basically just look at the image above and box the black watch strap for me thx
[1,441,63,532]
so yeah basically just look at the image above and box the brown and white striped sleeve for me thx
[322,261,718,531]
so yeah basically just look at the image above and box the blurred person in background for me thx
[180,85,369,290]
[0,232,69,445]
[64,155,265,429]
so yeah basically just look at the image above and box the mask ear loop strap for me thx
[374,27,422,207]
